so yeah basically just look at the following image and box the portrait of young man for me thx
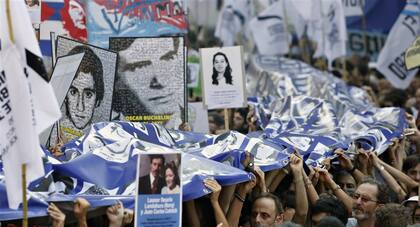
[138,155,166,195]
[51,36,117,144]
[110,36,186,129]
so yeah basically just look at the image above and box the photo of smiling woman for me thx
[212,52,233,86]
[161,161,180,194]
[200,46,247,110]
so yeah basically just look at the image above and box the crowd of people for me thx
[184,106,420,227]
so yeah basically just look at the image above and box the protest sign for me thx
[405,36,420,70]
[49,52,84,106]
[51,36,117,145]
[39,52,84,144]
[135,152,182,227]
[377,0,420,89]
[200,46,247,110]
[86,0,187,48]
[40,0,87,56]
[109,37,186,129]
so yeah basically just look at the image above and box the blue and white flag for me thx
[0,0,61,209]
[377,0,420,89]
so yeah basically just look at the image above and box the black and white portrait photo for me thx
[109,37,186,129]
[211,52,233,86]
[200,46,247,110]
[51,36,117,144]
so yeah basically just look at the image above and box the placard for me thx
[87,1,187,48]
[200,46,247,110]
[135,152,182,227]
[109,37,186,129]
[50,36,117,144]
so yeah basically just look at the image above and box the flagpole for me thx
[320,0,327,69]
[360,0,368,56]
[6,1,28,226]
[22,164,28,227]
[224,108,230,131]
[282,0,291,58]
[5,0,14,43]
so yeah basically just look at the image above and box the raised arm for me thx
[290,154,308,225]
[370,153,406,201]
[302,167,319,205]
[318,168,353,214]
[335,149,365,184]
[227,178,256,227]
[204,179,229,227]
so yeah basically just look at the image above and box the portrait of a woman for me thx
[161,161,180,194]
[212,52,233,85]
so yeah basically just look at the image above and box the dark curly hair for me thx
[212,52,232,85]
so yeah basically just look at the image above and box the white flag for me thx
[308,0,347,65]
[249,0,306,55]
[377,0,420,89]
[342,0,364,17]
[249,1,290,55]
[215,0,252,46]
[0,0,61,209]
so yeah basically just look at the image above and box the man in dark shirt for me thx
[138,155,165,194]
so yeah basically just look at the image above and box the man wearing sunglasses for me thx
[347,179,390,227]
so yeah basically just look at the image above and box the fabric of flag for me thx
[215,0,252,46]
[247,54,406,167]
[308,0,347,66]
[376,0,420,89]
[249,1,290,55]
[0,0,61,209]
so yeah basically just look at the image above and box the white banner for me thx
[249,2,290,55]
[309,0,347,65]
[342,0,364,17]
[377,0,420,89]
[0,0,61,209]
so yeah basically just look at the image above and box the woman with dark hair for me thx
[161,161,180,194]
[212,52,233,85]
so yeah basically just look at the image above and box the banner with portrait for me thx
[86,0,187,48]
[135,152,182,227]
[50,36,117,146]
[109,36,186,129]
[200,46,247,110]
[40,0,87,57]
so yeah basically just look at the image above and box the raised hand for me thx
[335,149,354,171]
[73,198,90,223]
[48,203,65,227]
[204,179,222,203]
[106,202,124,227]
[289,153,303,176]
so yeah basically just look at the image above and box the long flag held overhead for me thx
[0,0,61,209]
[377,0,420,89]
